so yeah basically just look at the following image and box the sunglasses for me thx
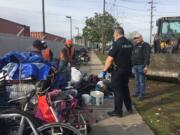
[134,37,140,40]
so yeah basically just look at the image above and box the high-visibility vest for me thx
[42,48,51,61]
[60,46,75,62]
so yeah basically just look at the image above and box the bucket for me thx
[82,94,91,105]
[90,91,104,106]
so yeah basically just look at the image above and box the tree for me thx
[83,12,120,53]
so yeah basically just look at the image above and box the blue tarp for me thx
[0,51,51,80]
[0,51,45,67]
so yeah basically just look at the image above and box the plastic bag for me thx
[37,95,55,123]
[71,67,82,83]
[37,90,61,122]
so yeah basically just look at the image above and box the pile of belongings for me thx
[0,51,51,80]
[95,73,113,97]
[0,51,52,105]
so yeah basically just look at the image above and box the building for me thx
[0,18,30,37]
[30,32,65,42]
[74,35,88,46]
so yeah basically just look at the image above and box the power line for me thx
[122,18,150,23]
[116,0,147,4]
[107,2,148,12]
[155,10,179,14]
[109,0,117,12]
[106,0,119,18]
[0,5,88,22]
[117,9,149,15]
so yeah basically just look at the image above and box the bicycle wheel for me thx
[0,118,19,135]
[36,123,81,135]
[0,109,40,135]
[68,113,87,135]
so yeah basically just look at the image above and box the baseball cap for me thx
[41,40,47,48]
[33,40,47,50]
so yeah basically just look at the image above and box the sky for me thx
[0,0,179,42]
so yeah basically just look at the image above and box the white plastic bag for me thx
[71,67,82,83]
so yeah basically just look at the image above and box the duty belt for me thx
[108,64,119,72]
[113,64,120,71]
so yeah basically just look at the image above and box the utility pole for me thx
[84,16,88,47]
[75,27,80,45]
[148,0,155,45]
[66,16,72,39]
[75,27,80,36]
[42,0,46,36]
[102,0,106,54]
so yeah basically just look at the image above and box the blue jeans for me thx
[133,65,146,98]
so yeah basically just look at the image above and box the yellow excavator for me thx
[148,16,180,82]
[153,16,180,53]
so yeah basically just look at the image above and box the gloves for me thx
[98,71,107,79]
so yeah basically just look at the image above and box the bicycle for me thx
[0,70,81,135]
[0,109,81,135]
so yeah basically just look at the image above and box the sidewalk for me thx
[81,51,154,135]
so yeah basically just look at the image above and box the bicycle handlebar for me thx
[8,89,36,104]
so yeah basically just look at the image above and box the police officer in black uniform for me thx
[100,27,133,117]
